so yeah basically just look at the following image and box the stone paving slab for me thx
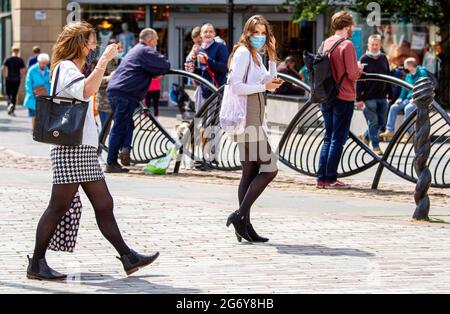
[1,184,450,294]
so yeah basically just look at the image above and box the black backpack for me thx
[303,38,347,104]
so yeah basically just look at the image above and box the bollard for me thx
[411,77,435,221]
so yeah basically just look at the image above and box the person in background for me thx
[145,76,162,117]
[298,63,310,85]
[185,26,202,73]
[380,57,428,143]
[23,53,51,129]
[97,39,123,132]
[316,11,364,189]
[106,28,170,173]
[275,56,305,95]
[356,34,392,156]
[196,23,229,108]
[28,46,42,68]
[2,46,26,116]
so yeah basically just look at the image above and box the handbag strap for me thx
[52,63,86,97]
[227,49,252,85]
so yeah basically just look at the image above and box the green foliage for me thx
[284,0,332,22]
[287,0,450,24]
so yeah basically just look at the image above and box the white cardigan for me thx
[228,46,278,96]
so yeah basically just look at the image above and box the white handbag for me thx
[219,53,251,135]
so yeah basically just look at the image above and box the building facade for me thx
[0,0,12,94]
[75,0,324,71]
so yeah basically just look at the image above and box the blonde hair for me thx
[228,15,277,67]
[331,11,354,32]
[51,21,96,76]
[368,34,382,43]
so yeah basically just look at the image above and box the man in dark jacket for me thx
[197,23,229,101]
[356,34,392,156]
[106,28,170,173]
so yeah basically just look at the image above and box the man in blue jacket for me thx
[106,28,170,173]
[197,23,229,102]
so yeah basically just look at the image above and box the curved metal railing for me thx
[98,70,218,165]
[277,73,450,188]
[98,68,450,188]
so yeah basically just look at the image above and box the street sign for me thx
[34,10,47,21]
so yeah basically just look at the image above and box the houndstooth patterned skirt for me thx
[51,145,104,185]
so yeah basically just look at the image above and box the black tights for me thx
[33,180,130,261]
[238,161,278,219]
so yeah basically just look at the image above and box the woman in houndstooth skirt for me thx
[27,22,159,281]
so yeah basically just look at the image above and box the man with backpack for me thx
[307,11,364,189]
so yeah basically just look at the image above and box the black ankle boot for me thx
[247,222,269,243]
[226,211,253,242]
[117,250,160,276]
[26,255,67,281]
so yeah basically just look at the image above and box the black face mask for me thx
[86,49,98,66]
[404,69,410,74]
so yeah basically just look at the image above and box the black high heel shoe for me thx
[247,222,269,243]
[117,250,160,276]
[226,211,253,242]
[26,255,67,281]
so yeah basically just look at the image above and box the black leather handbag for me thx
[33,64,89,146]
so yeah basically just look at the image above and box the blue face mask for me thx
[250,35,266,50]
[86,48,97,66]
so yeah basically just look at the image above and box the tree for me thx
[286,0,450,108]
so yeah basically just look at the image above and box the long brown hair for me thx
[51,21,96,76]
[228,15,277,67]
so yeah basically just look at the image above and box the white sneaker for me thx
[7,104,15,116]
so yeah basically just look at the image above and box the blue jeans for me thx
[317,98,355,183]
[362,98,388,148]
[386,99,416,134]
[99,111,111,132]
[107,96,138,165]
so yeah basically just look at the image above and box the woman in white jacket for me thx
[226,15,283,243]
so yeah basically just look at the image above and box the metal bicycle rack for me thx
[98,69,449,188]
[98,70,218,171]
[277,73,450,189]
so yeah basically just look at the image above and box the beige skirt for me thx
[233,93,278,173]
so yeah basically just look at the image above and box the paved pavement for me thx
[1,103,450,294]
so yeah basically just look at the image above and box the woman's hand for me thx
[267,36,277,61]
[265,78,283,90]
[101,44,119,63]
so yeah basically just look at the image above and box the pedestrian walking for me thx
[28,46,42,68]
[27,21,159,281]
[226,15,283,243]
[106,28,170,173]
[23,53,51,129]
[2,46,26,116]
